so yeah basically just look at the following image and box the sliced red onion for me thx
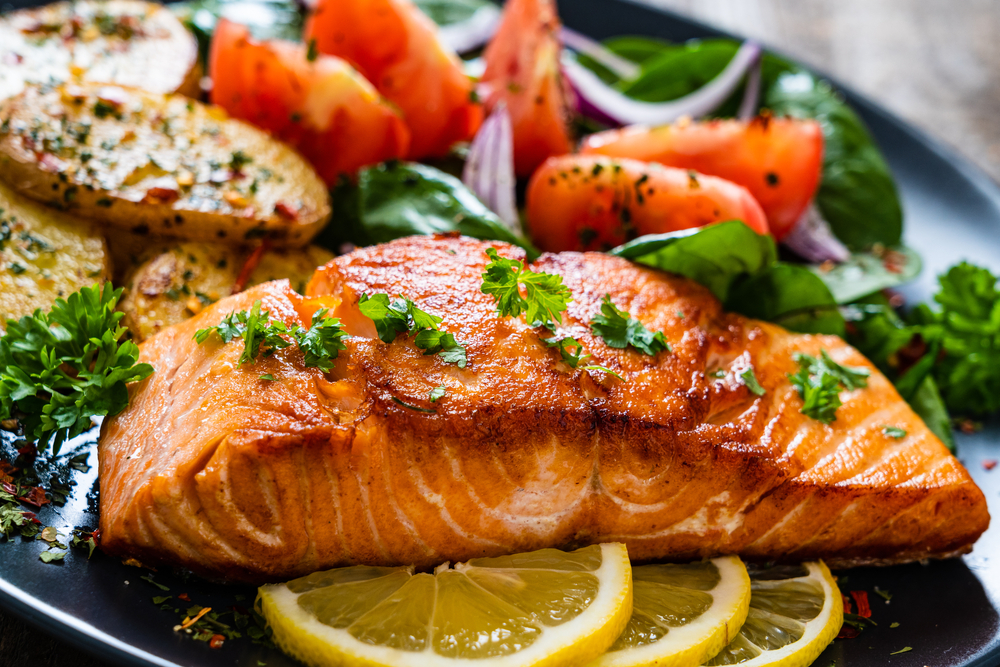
[562,41,762,126]
[438,4,501,54]
[462,103,519,233]
[559,27,640,81]
[737,56,762,120]
[782,202,851,263]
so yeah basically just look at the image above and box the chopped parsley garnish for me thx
[306,38,319,62]
[788,351,870,424]
[481,248,572,329]
[590,294,670,355]
[882,425,907,439]
[740,366,766,396]
[889,647,912,655]
[429,386,446,402]
[0,283,154,453]
[194,301,348,370]
[358,293,467,368]
[543,335,623,380]
[229,150,253,173]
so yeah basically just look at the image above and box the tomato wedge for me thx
[481,0,574,177]
[581,117,823,240]
[527,155,769,252]
[209,19,410,184]
[304,0,481,160]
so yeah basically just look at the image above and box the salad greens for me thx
[326,162,539,258]
[171,0,304,64]
[576,36,903,252]
[611,221,844,336]
[413,0,492,25]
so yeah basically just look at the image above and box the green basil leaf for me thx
[326,162,538,259]
[810,246,922,304]
[726,263,845,336]
[610,220,777,302]
[766,71,903,250]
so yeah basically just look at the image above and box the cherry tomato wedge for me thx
[209,19,410,184]
[481,0,574,177]
[581,117,823,240]
[304,0,481,160]
[527,155,769,252]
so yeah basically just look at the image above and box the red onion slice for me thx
[737,56,762,120]
[462,103,520,233]
[562,41,762,126]
[782,202,851,263]
[438,4,502,54]
[559,27,640,80]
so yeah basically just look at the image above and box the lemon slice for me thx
[702,561,843,667]
[257,543,633,667]
[590,556,750,667]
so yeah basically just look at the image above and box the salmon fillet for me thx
[98,236,989,583]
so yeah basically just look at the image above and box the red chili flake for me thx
[177,593,191,602]
[91,528,102,545]
[842,593,854,615]
[231,240,270,294]
[2,481,17,496]
[16,444,36,461]
[20,511,40,525]
[984,459,998,471]
[38,153,66,173]
[837,625,860,640]
[209,634,225,649]
[850,590,872,618]
[142,187,180,205]
[274,200,300,221]
[19,486,50,508]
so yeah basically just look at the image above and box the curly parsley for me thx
[543,335,623,379]
[194,300,348,370]
[788,351,870,424]
[481,248,572,329]
[358,293,467,368]
[0,283,154,453]
[590,294,671,355]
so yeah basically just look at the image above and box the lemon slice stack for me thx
[257,543,633,667]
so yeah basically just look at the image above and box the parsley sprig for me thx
[194,300,348,371]
[590,294,671,355]
[788,350,870,424]
[0,283,154,453]
[544,335,623,380]
[358,294,467,368]
[481,248,572,329]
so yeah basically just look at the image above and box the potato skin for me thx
[0,0,200,101]
[0,179,109,324]
[0,83,331,246]
[120,242,333,341]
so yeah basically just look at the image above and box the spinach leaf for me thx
[728,263,844,336]
[326,162,538,258]
[610,221,776,302]
[810,246,922,304]
[414,0,493,25]
[766,71,903,250]
[611,221,843,335]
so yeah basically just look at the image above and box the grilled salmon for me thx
[98,236,989,583]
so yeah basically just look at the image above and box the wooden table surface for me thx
[3,1,1000,666]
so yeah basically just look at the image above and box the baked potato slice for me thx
[120,242,333,341]
[0,179,109,325]
[0,83,331,246]
[0,0,200,101]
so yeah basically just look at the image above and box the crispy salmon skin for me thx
[98,236,989,583]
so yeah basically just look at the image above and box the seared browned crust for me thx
[98,236,990,582]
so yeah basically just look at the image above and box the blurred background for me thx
[644,0,1000,182]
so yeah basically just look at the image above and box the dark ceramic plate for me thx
[1,0,999,665]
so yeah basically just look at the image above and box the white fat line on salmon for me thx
[351,464,393,562]
[319,453,350,563]
[377,438,438,560]
[404,459,504,550]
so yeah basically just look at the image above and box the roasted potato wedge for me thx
[0,0,200,101]
[120,242,333,341]
[0,83,331,246]
[0,179,109,324]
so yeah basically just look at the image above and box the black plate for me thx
[2,0,1000,666]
